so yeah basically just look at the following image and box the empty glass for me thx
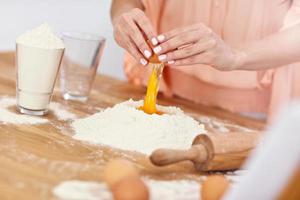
[60,32,105,101]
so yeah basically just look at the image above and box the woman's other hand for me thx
[153,23,243,71]
[113,8,158,66]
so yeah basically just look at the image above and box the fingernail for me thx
[168,60,175,64]
[151,37,158,46]
[144,50,152,58]
[158,54,167,61]
[157,35,165,42]
[153,46,162,54]
[140,58,148,66]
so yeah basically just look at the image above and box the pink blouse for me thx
[124,0,300,121]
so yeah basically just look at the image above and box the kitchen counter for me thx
[0,52,264,199]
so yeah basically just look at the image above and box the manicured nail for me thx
[140,58,148,66]
[167,60,175,64]
[144,50,152,58]
[153,46,162,54]
[151,37,158,46]
[157,35,165,42]
[158,54,167,61]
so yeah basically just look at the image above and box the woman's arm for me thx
[152,23,300,71]
[111,0,157,66]
[111,0,143,22]
[236,0,300,70]
[235,23,300,70]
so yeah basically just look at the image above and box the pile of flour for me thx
[71,99,206,155]
[53,178,200,200]
[16,22,64,49]
[0,97,76,124]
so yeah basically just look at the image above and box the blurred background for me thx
[0,0,125,80]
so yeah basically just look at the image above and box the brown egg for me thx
[111,176,149,200]
[201,175,230,200]
[103,159,139,188]
[149,54,160,64]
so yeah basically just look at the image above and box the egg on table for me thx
[111,175,149,200]
[103,159,139,188]
[201,175,230,200]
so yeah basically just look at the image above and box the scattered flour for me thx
[0,97,76,124]
[71,99,206,155]
[49,102,77,120]
[53,181,111,200]
[0,97,47,124]
[146,178,200,200]
[198,116,254,133]
[52,178,199,200]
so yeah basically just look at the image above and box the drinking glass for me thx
[60,32,105,101]
[16,44,64,116]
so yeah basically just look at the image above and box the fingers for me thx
[125,19,153,59]
[113,8,157,66]
[114,27,147,66]
[156,23,204,43]
[126,35,149,66]
[157,38,216,62]
[153,27,212,55]
[132,8,158,46]
[125,8,158,59]
[152,30,200,55]
[167,51,215,66]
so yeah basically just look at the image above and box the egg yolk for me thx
[142,68,159,114]
[140,54,163,115]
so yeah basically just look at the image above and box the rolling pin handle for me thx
[150,144,208,166]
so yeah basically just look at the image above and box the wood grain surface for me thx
[0,52,265,200]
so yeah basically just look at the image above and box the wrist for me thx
[231,49,246,70]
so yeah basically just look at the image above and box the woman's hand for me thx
[153,23,243,71]
[113,8,158,66]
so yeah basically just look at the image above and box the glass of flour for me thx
[16,23,65,116]
[59,32,106,102]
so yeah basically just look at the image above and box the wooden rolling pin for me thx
[150,132,262,171]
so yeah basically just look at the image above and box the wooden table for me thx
[0,52,264,200]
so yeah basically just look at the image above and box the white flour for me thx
[0,97,76,124]
[49,102,77,120]
[16,22,64,49]
[71,99,206,155]
[53,178,199,200]
[198,116,254,133]
[0,97,47,124]
[53,181,111,200]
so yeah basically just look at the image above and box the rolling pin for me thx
[150,131,262,171]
